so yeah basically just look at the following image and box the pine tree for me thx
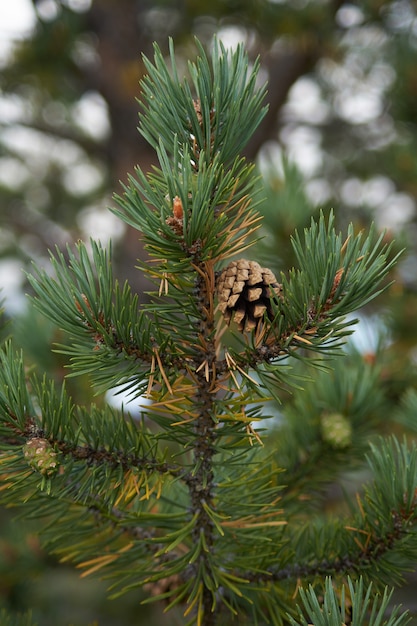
[0,38,415,626]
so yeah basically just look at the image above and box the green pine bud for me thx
[23,437,59,477]
[320,412,352,449]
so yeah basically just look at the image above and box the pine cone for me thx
[320,413,352,449]
[217,259,282,332]
[23,437,59,477]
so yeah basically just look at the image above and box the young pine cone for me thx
[217,259,282,332]
[23,437,59,477]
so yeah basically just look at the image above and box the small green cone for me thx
[320,412,352,449]
[23,437,59,477]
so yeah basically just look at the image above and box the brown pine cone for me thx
[217,259,282,332]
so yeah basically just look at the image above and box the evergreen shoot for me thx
[0,38,415,626]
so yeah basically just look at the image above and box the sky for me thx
[0,2,35,312]
[0,0,118,313]
[0,0,91,58]
[0,0,35,58]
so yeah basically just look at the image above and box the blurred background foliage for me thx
[1,0,417,624]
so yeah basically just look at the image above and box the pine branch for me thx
[270,349,386,509]
[289,577,410,626]
[139,38,268,168]
[238,437,417,590]
[217,212,399,376]
[0,343,189,532]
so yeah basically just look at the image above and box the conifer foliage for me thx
[0,39,415,626]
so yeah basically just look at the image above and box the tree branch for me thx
[241,507,414,586]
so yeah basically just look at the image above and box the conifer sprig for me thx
[272,349,384,507]
[238,438,417,591]
[0,37,413,626]
[254,213,397,353]
[139,38,268,166]
[289,577,410,626]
